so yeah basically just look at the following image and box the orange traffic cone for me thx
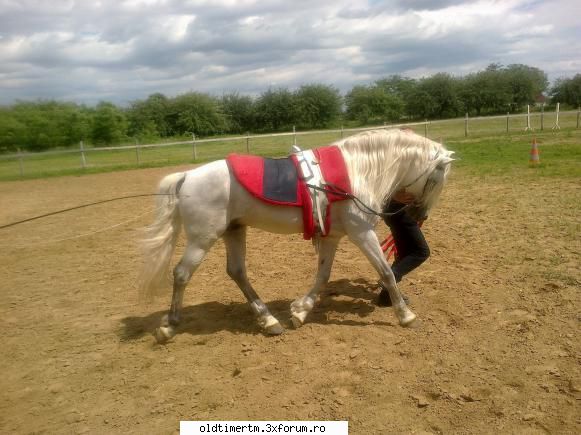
[529,138,540,165]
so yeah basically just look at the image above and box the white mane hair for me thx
[336,129,451,215]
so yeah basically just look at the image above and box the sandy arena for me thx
[0,164,579,434]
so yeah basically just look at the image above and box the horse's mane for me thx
[336,129,448,213]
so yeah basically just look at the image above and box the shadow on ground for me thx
[119,278,392,341]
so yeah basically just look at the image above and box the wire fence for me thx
[1,108,579,180]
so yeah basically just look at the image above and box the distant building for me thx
[534,94,547,106]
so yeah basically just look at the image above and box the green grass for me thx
[446,130,581,178]
[0,112,579,182]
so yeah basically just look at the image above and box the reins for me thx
[306,183,412,219]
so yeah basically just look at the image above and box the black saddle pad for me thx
[262,157,298,203]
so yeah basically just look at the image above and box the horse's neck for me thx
[349,146,413,209]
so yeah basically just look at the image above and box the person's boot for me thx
[376,283,410,307]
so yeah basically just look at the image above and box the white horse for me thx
[139,129,454,343]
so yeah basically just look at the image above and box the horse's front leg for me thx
[348,225,417,327]
[290,236,340,328]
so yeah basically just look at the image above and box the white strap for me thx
[294,149,329,235]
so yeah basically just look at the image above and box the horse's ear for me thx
[435,156,454,171]
[439,151,455,166]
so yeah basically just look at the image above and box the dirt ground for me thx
[0,164,579,435]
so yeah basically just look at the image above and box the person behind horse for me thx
[377,189,430,306]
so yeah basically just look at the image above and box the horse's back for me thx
[175,157,357,238]
[175,159,303,236]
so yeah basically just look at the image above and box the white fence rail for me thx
[1,109,579,179]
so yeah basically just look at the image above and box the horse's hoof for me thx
[259,314,283,335]
[154,325,175,344]
[404,318,423,329]
[265,323,284,335]
[399,314,419,328]
[290,315,303,329]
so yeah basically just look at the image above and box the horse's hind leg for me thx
[290,236,340,328]
[223,226,284,335]
[155,241,212,343]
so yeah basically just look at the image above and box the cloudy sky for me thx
[0,0,579,105]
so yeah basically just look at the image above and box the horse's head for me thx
[337,129,454,220]
[402,150,454,221]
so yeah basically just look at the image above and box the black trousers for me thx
[383,201,430,283]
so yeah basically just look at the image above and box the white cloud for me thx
[0,0,579,104]
[162,14,196,41]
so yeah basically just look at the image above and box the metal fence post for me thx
[135,138,141,165]
[506,113,510,133]
[79,140,87,169]
[340,125,344,139]
[17,147,24,177]
[192,133,197,160]
[293,126,297,146]
[464,113,468,137]
[246,132,250,153]
[424,120,428,138]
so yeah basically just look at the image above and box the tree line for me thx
[1,64,580,152]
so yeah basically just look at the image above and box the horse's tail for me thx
[138,172,186,302]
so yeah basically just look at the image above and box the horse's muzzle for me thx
[407,204,428,222]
